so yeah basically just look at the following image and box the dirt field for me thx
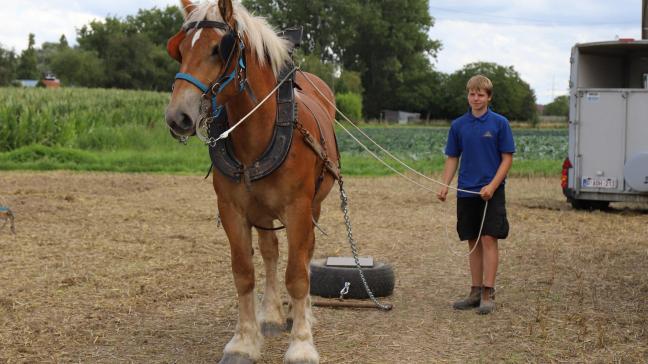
[1,171,647,363]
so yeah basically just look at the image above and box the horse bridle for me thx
[173,20,255,122]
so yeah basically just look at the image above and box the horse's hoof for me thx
[285,340,319,364]
[261,322,285,337]
[285,318,293,332]
[218,353,255,364]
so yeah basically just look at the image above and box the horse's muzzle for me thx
[165,110,196,138]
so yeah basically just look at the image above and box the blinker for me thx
[166,20,233,64]
[167,30,186,62]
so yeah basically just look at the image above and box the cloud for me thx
[1,7,98,51]
[1,0,178,51]
[428,1,642,104]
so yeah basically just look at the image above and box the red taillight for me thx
[561,158,572,189]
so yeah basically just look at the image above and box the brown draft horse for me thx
[165,0,338,363]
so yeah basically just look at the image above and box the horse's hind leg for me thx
[256,229,285,336]
[219,208,263,364]
[284,203,319,364]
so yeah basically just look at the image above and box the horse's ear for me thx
[167,30,185,62]
[180,0,195,17]
[218,0,234,26]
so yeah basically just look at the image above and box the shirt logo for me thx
[482,131,493,138]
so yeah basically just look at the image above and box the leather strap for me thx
[208,64,296,183]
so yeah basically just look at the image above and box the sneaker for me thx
[476,286,495,314]
[452,286,482,310]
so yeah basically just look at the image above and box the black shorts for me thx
[456,186,509,241]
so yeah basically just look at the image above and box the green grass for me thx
[0,144,561,177]
[0,87,566,176]
[0,143,210,174]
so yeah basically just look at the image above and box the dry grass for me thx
[0,172,647,363]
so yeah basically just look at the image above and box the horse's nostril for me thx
[180,113,193,129]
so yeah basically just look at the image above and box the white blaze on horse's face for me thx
[191,28,203,48]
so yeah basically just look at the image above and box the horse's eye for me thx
[212,45,219,56]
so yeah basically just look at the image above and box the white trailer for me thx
[562,39,648,209]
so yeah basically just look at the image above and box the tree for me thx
[126,6,192,47]
[342,0,441,117]
[544,95,569,117]
[49,48,106,87]
[293,50,336,89]
[17,33,39,79]
[243,0,441,118]
[243,0,358,63]
[0,45,17,85]
[393,53,446,120]
[76,6,183,90]
[443,62,537,121]
[59,35,69,49]
[335,69,363,95]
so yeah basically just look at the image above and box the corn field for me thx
[0,88,169,151]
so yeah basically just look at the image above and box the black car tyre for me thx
[309,258,395,299]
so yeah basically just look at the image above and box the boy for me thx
[437,75,515,314]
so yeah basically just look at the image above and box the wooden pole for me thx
[283,299,393,310]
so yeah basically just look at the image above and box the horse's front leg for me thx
[256,229,285,336]
[284,201,319,364]
[219,206,263,364]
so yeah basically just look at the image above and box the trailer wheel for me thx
[570,199,610,211]
[309,259,395,299]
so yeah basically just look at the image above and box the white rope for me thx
[335,121,443,193]
[442,195,489,257]
[296,69,489,255]
[298,70,478,195]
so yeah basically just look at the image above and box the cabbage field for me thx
[336,127,567,161]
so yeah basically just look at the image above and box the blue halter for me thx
[175,55,245,119]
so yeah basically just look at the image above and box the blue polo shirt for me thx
[445,108,515,198]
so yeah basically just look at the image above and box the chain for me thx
[337,177,392,311]
[196,98,220,147]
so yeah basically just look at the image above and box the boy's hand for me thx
[480,184,495,201]
[437,186,449,202]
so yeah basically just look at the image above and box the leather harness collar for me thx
[207,64,297,185]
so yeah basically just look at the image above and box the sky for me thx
[1,0,645,104]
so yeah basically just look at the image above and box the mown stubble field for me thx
[1,171,647,363]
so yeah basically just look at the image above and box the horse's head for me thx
[165,0,243,139]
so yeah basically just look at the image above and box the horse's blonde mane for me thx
[186,1,290,77]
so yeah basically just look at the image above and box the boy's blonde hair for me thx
[466,75,493,96]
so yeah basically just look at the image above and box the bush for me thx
[335,92,362,122]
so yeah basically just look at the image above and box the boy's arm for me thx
[437,156,459,201]
[480,152,513,200]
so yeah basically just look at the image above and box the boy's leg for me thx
[477,235,498,314]
[452,239,483,310]
[468,239,483,286]
[481,235,498,287]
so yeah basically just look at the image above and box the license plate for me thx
[581,177,617,189]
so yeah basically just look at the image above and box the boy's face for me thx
[467,88,491,112]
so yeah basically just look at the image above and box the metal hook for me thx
[339,282,350,301]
